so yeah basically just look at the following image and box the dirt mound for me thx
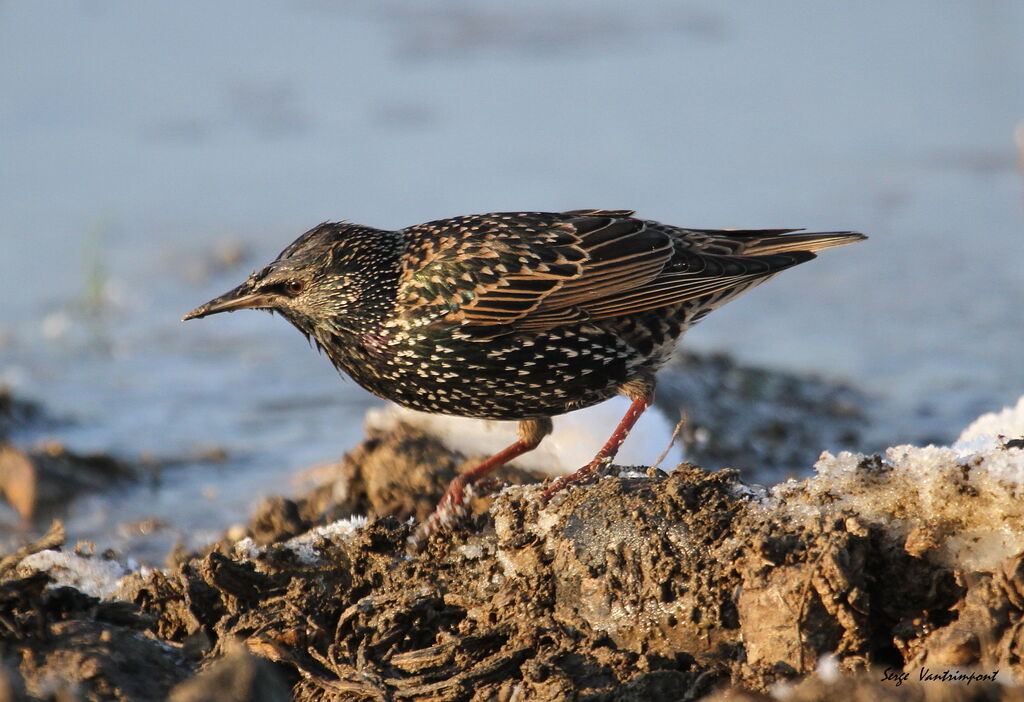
[3,423,1024,700]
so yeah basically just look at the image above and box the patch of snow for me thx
[366,397,684,477]
[773,395,1024,571]
[458,540,487,560]
[285,516,368,565]
[18,550,133,599]
[233,537,264,560]
[534,506,563,540]
[955,396,1024,455]
[233,516,368,564]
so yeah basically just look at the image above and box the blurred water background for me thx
[2,1,1023,562]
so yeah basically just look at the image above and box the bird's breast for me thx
[337,322,658,420]
[360,330,391,360]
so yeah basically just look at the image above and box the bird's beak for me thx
[182,283,274,321]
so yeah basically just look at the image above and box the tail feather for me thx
[737,231,867,256]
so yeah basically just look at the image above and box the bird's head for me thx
[183,222,401,340]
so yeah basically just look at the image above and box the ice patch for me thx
[233,537,264,561]
[235,516,368,565]
[366,397,684,477]
[284,516,367,564]
[458,540,488,560]
[773,395,1024,571]
[954,395,1024,455]
[18,550,133,599]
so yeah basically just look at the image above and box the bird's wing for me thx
[397,211,672,335]
[579,250,812,321]
[398,213,863,337]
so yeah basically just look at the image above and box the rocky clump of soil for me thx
[3,423,1024,700]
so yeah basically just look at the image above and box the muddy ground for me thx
[1,418,1023,701]
[0,353,1019,701]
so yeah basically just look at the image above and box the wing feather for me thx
[582,251,814,320]
[397,211,864,337]
[399,211,673,330]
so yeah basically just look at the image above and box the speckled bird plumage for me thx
[184,209,865,541]
[187,210,861,419]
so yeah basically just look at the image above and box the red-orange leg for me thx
[539,390,654,505]
[411,417,552,547]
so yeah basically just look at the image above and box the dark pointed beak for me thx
[182,283,275,321]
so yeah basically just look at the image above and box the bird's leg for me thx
[540,377,655,505]
[411,417,553,547]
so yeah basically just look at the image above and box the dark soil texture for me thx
[2,421,1024,701]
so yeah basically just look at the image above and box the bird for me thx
[183,209,865,544]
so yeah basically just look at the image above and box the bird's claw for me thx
[408,477,497,552]
[539,455,614,506]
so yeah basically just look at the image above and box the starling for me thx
[183,210,865,542]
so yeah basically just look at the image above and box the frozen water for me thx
[234,515,368,565]
[774,395,1024,571]
[18,549,134,599]
[955,395,1024,455]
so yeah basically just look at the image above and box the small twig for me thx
[650,410,687,471]
[0,520,65,577]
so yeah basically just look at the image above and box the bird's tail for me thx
[735,230,867,256]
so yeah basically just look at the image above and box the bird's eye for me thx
[286,280,305,295]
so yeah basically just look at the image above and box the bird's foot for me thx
[409,477,468,551]
[408,476,504,552]
[539,455,614,505]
